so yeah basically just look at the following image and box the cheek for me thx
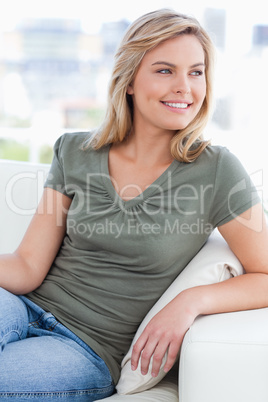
[134,74,162,99]
[149,81,164,97]
[132,82,160,109]
[196,82,207,105]
[202,83,207,99]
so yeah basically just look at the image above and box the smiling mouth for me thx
[162,101,191,109]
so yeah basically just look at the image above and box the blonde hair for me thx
[84,9,215,163]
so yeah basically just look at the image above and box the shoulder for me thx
[54,131,90,151]
[195,144,242,170]
[190,144,227,172]
[50,131,110,177]
[185,144,251,188]
[197,144,228,161]
[53,131,107,160]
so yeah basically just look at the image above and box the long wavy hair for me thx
[83,9,215,162]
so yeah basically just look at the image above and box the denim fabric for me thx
[0,287,115,401]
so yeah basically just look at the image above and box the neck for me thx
[123,127,174,167]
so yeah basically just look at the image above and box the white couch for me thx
[1,158,268,402]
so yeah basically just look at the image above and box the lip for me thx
[162,100,192,105]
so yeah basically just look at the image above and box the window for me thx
[0,0,267,206]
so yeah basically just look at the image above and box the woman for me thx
[0,8,267,401]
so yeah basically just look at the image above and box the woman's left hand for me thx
[131,292,198,378]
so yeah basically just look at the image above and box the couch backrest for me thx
[0,159,50,253]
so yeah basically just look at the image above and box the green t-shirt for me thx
[27,132,260,383]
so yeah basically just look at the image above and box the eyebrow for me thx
[152,61,205,68]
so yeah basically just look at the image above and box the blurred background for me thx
[0,0,267,204]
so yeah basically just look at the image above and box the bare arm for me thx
[196,202,268,313]
[0,188,72,294]
[131,203,268,377]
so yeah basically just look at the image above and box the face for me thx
[127,34,206,137]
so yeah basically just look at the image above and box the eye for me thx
[190,70,204,76]
[157,69,172,74]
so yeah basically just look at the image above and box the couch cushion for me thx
[101,367,179,401]
[116,231,244,395]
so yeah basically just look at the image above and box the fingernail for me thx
[131,365,135,371]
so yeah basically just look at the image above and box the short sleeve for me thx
[209,148,260,227]
[44,134,72,198]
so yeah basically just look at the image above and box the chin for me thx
[167,123,191,132]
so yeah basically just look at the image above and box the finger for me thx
[131,335,148,371]
[151,341,169,378]
[139,340,158,375]
[163,341,181,373]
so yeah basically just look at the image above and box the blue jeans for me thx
[0,287,115,401]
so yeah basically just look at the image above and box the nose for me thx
[174,75,191,95]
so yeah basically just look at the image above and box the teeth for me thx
[163,102,188,109]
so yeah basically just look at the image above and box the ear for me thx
[126,83,134,95]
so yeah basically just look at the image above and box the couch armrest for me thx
[0,159,50,253]
[179,307,268,402]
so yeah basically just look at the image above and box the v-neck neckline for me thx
[100,145,180,209]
